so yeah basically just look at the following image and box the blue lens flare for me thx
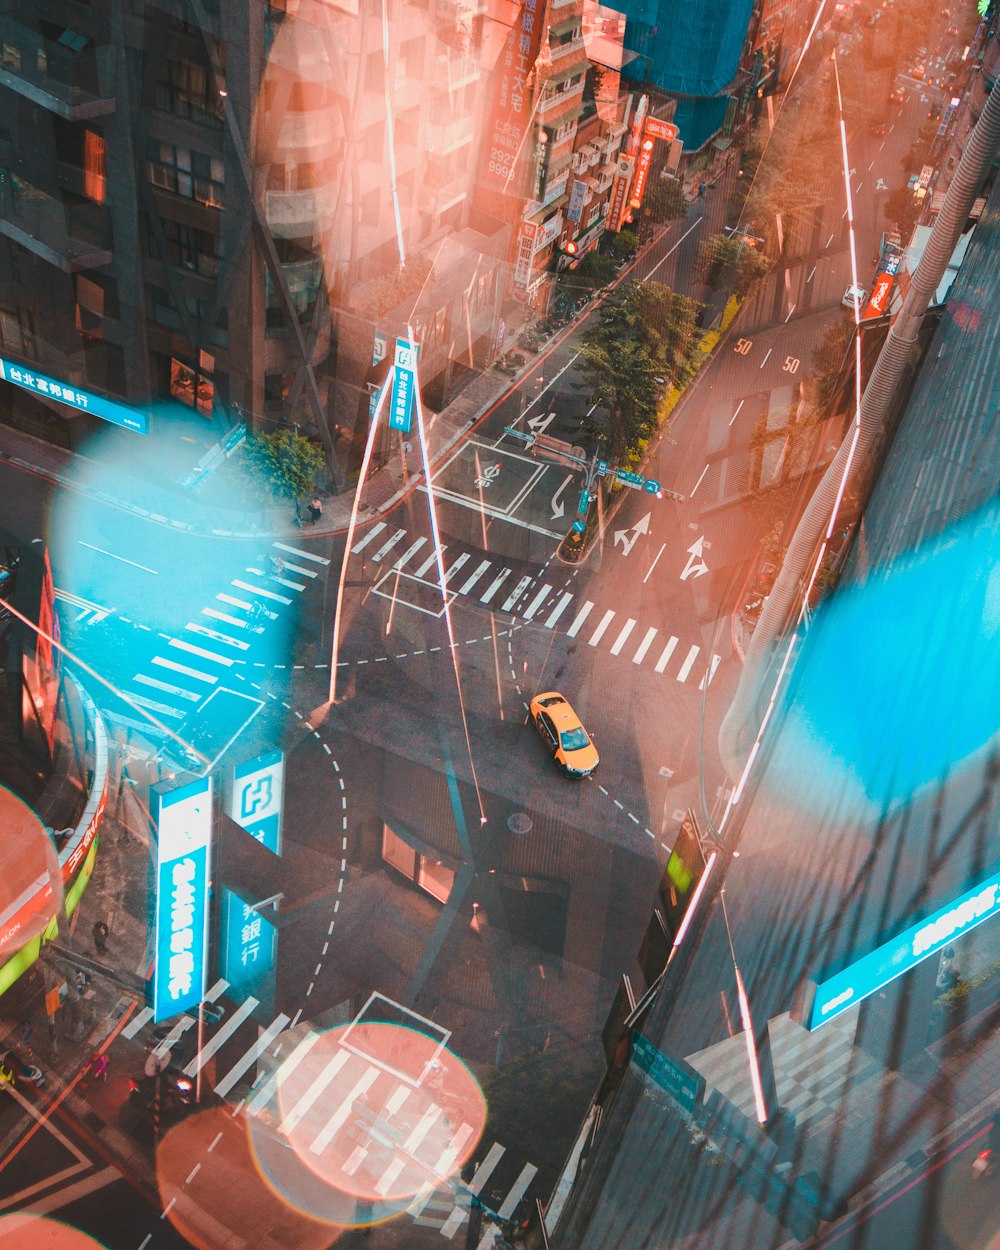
[772,502,1000,814]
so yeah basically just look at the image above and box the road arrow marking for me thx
[550,474,573,519]
[680,536,709,581]
[613,512,651,558]
[526,411,557,435]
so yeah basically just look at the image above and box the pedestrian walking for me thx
[92,920,109,955]
[307,496,323,523]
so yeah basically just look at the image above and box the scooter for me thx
[972,1123,1000,1179]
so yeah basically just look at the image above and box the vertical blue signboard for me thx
[152,776,212,1023]
[389,339,417,433]
[221,751,284,993]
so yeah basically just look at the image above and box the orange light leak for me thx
[0,1215,108,1249]
[276,1023,486,1203]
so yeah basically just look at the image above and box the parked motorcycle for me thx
[972,1123,1000,1180]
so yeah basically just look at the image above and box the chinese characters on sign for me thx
[0,356,149,434]
[389,339,418,434]
[222,752,285,993]
[566,179,588,224]
[479,0,547,199]
[514,222,538,291]
[152,777,212,1023]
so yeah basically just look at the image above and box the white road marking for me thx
[214,1013,291,1099]
[501,575,533,612]
[8,1166,119,1217]
[759,347,772,369]
[233,580,292,605]
[203,607,249,628]
[468,1143,506,1193]
[123,1006,154,1038]
[610,619,636,655]
[689,464,709,496]
[784,303,797,323]
[170,638,234,666]
[806,265,816,283]
[643,544,666,584]
[498,1162,539,1219]
[676,644,701,682]
[391,537,427,570]
[133,673,199,702]
[350,523,387,554]
[588,609,616,647]
[274,542,329,564]
[654,637,679,674]
[699,654,723,690]
[444,552,471,584]
[523,584,551,620]
[728,398,745,427]
[217,592,252,610]
[310,1065,381,1154]
[184,997,260,1077]
[480,569,511,604]
[78,541,158,575]
[187,621,249,649]
[279,1048,350,1133]
[153,655,217,684]
[458,558,491,594]
[415,546,445,577]
[632,627,658,664]
[544,591,573,628]
[566,602,594,637]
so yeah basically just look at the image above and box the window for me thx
[264,372,292,406]
[83,129,106,203]
[146,141,224,207]
[157,220,221,276]
[0,305,35,355]
[154,57,223,127]
[75,275,104,339]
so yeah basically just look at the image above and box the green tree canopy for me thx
[241,428,326,502]
[695,232,773,295]
[577,285,661,465]
[642,174,688,225]
[560,249,617,299]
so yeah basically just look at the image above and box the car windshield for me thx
[560,727,590,751]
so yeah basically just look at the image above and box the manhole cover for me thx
[507,812,532,835]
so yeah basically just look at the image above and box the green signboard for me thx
[631,1032,703,1111]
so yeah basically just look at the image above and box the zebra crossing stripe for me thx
[233,580,292,605]
[632,627,658,664]
[371,529,408,562]
[523,584,552,620]
[434,1122,477,1176]
[444,552,471,584]
[309,1064,381,1154]
[203,607,249,629]
[152,1015,197,1059]
[610,618,637,656]
[133,673,200,702]
[700,654,722,690]
[458,559,491,596]
[544,591,573,628]
[415,545,446,577]
[406,1182,437,1218]
[170,638,234,667]
[184,996,259,1077]
[280,1048,350,1133]
[217,592,253,610]
[480,569,510,605]
[676,644,701,682]
[441,1206,469,1237]
[588,609,616,647]
[122,1006,154,1039]
[153,655,217,685]
[500,575,533,613]
[350,523,387,554]
[391,537,427,570]
[214,1013,291,1099]
[403,1105,442,1154]
[274,542,329,565]
[497,1162,538,1219]
[129,693,183,719]
[654,636,679,673]
[187,621,250,650]
[246,1030,319,1116]
[468,1142,505,1193]
[277,561,318,579]
[566,602,594,637]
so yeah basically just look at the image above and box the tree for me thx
[633,282,700,379]
[561,249,617,300]
[884,186,920,240]
[642,175,687,225]
[810,318,856,409]
[608,228,639,261]
[695,232,772,295]
[577,286,661,466]
[241,428,326,502]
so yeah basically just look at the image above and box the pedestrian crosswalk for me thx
[126,983,540,1244]
[352,521,722,687]
[105,542,327,752]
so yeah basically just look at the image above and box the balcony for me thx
[0,174,112,272]
[426,115,472,157]
[266,187,321,239]
[430,53,479,92]
[0,16,114,119]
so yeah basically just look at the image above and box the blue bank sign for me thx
[0,356,148,434]
[808,866,1000,1030]
[221,751,284,992]
[152,776,212,1022]
[389,339,417,433]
